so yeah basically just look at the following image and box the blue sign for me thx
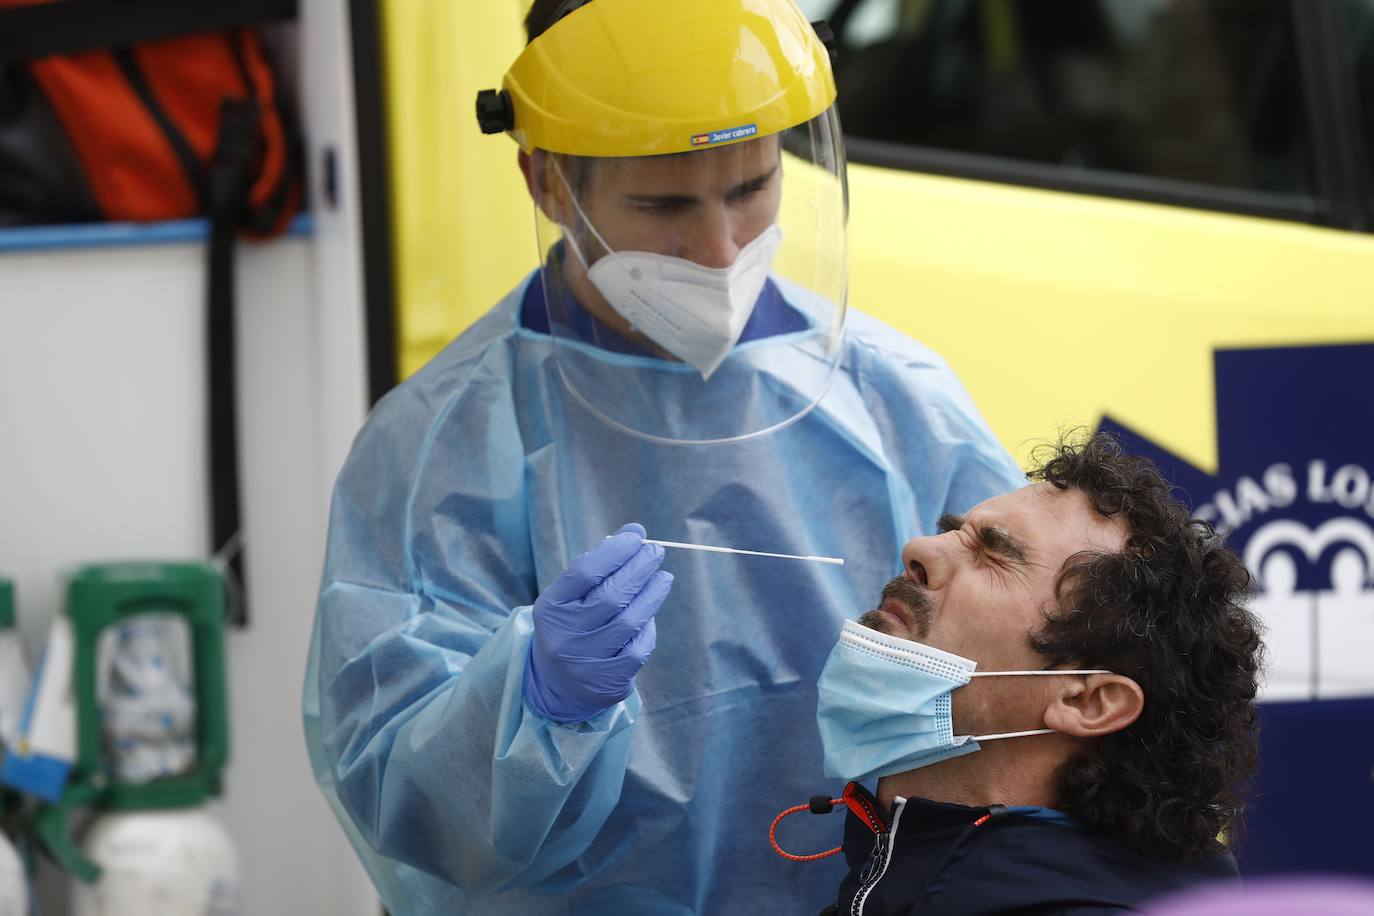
[1099,342,1374,876]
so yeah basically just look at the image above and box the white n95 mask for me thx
[816,619,1110,783]
[586,225,781,380]
[557,161,782,380]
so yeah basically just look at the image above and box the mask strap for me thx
[551,157,615,268]
[961,669,1113,742]
[561,224,591,270]
[968,727,1055,742]
[968,669,1111,677]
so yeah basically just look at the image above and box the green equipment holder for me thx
[0,579,13,629]
[35,562,229,882]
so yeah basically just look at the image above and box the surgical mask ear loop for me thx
[958,668,1112,743]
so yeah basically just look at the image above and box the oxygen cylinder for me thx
[0,579,31,916]
[34,562,241,915]
[72,807,239,915]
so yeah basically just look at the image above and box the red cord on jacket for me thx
[769,799,844,862]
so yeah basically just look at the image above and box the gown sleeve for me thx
[307,375,640,893]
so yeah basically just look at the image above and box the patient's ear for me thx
[1043,674,1144,737]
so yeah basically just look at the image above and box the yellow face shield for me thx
[477,0,838,157]
[479,0,849,446]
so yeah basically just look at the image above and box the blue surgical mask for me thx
[816,619,1110,783]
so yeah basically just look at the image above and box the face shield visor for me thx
[531,113,846,445]
[478,0,848,446]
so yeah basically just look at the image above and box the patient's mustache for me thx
[859,575,932,639]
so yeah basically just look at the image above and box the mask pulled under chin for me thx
[815,619,1110,783]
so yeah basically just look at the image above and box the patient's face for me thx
[861,483,1126,734]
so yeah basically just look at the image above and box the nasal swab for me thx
[644,539,844,566]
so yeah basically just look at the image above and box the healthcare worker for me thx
[302,0,1026,913]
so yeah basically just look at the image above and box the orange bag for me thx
[0,0,299,232]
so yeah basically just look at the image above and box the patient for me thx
[814,431,1262,915]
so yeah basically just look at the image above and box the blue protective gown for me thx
[303,272,1026,915]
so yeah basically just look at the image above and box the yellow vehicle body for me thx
[383,0,1374,472]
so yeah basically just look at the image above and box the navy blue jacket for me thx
[822,783,1238,915]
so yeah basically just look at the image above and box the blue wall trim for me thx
[0,212,313,253]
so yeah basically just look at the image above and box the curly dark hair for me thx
[1027,430,1262,860]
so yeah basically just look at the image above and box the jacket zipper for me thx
[851,797,907,915]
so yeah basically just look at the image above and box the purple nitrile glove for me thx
[524,523,673,723]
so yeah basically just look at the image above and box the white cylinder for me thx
[72,808,240,916]
[0,831,27,916]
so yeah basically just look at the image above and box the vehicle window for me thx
[1347,0,1374,206]
[816,0,1313,197]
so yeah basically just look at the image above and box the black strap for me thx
[206,97,259,627]
[109,46,256,626]
[111,47,208,206]
[0,0,297,66]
